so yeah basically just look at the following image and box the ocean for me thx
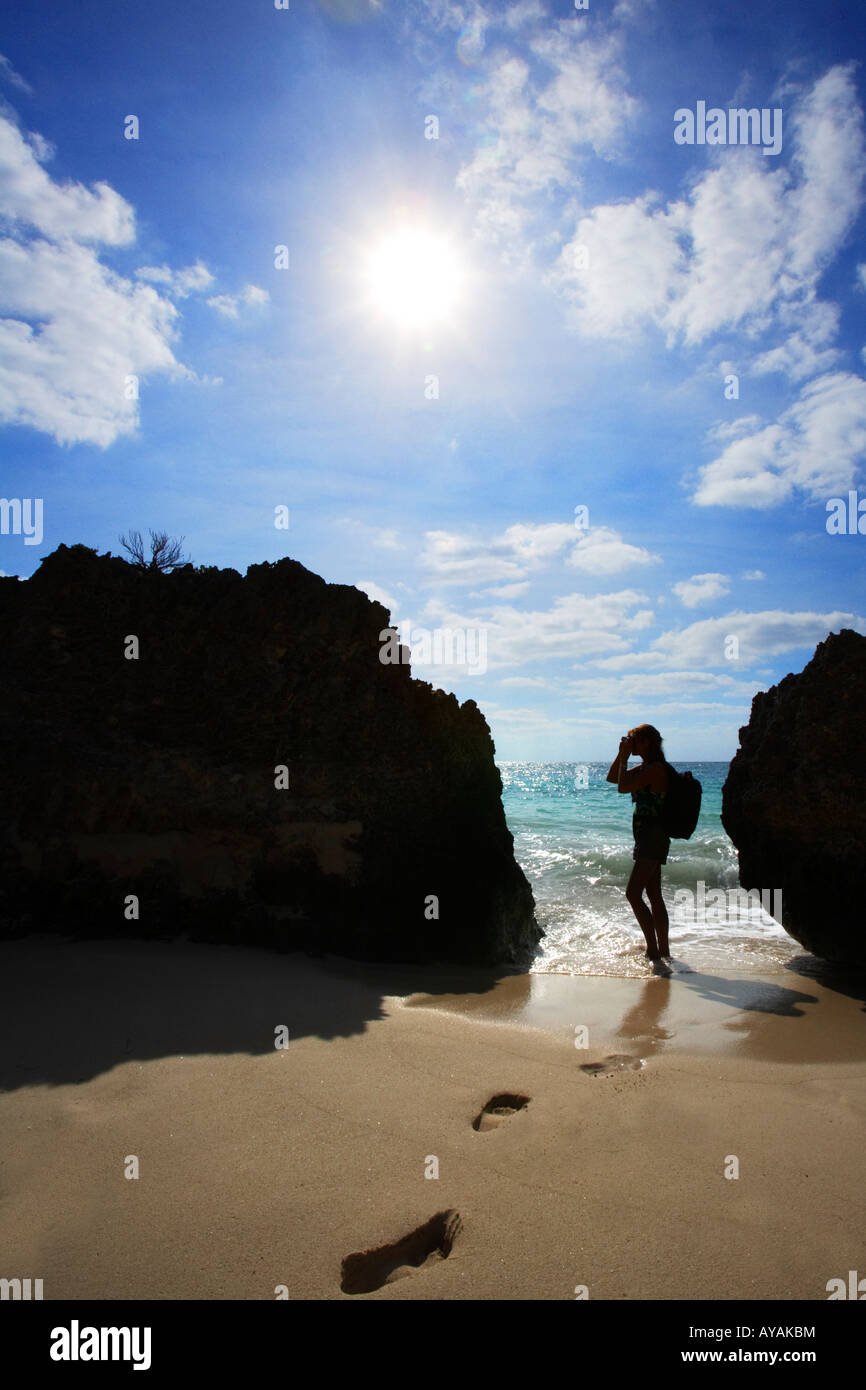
[499,762,795,977]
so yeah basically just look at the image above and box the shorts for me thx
[633,820,670,864]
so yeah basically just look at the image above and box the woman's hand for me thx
[607,735,632,783]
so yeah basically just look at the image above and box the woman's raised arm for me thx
[606,735,631,784]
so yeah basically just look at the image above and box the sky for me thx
[1,0,865,761]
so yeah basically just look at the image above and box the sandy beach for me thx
[1,934,865,1301]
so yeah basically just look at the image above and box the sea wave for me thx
[499,761,795,976]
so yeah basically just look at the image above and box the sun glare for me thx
[362,226,465,329]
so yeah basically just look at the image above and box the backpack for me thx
[661,762,702,839]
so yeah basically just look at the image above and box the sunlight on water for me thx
[499,761,795,978]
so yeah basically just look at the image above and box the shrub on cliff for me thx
[119,529,188,572]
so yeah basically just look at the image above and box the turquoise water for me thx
[499,762,795,976]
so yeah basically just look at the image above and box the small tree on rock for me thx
[120,529,188,572]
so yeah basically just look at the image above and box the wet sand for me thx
[1,935,865,1300]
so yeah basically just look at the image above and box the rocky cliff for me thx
[0,544,540,966]
[722,628,866,965]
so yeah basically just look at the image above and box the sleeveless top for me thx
[632,764,667,827]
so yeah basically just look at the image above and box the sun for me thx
[361,225,465,329]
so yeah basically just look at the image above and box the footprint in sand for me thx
[472,1092,530,1132]
[341,1209,461,1295]
[580,1054,644,1076]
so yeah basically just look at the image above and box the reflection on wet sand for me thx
[404,957,866,1066]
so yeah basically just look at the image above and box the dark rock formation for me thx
[722,628,866,965]
[0,544,540,966]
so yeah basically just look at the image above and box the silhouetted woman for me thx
[606,724,670,962]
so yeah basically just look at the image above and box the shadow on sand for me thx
[2,934,865,1092]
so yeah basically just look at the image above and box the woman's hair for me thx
[628,724,664,762]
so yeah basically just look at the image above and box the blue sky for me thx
[1,0,865,759]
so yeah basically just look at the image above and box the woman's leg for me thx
[626,858,658,956]
[646,862,669,957]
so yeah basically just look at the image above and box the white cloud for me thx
[136,262,214,297]
[553,65,864,358]
[752,331,840,381]
[651,609,865,667]
[706,414,763,443]
[500,520,575,562]
[0,53,33,95]
[24,129,54,163]
[0,109,221,446]
[374,529,402,550]
[501,0,546,28]
[551,194,683,340]
[0,115,134,245]
[742,569,765,580]
[752,299,841,381]
[207,296,239,319]
[413,587,656,670]
[566,668,757,703]
[672,573,730,607]
[477,704,593,734]
[531,27,638,162]
[454,20,637,254]
[593,649,668,672]
[630,609,656,630]
[421,529,527,585]
[787,64,866,279]
[354,580,398,612]
[612,0,656,19]
[694,371,866,507]
[335,518,404,549]
[0,235,187,447]
[665,161,792,345]
[420,519,655,585]
[206,284,270,319]
[480,581,532,598]
[567,524,660,574]
[243,284,269,306]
